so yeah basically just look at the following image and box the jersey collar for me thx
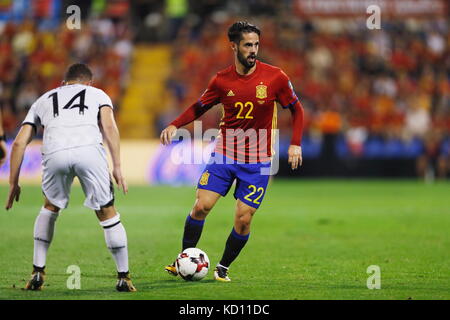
[234,60,260,81]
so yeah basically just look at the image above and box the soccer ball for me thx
[175,248,210,281]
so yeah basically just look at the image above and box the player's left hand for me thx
[288,145,302,170]
[0,140,7,167]
[112,167,128,195]
[5,184,21,210]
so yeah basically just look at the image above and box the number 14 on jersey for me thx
[48,89,89,117]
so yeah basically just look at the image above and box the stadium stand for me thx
[0,0,448,178]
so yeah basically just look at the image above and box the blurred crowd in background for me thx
[0,0,449,178]
[154,0,450,178]
[0,0,133,137]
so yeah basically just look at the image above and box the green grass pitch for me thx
[0,179,449,300]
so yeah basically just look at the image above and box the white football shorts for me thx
[41,144,114,210]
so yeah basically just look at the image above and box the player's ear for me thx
[230,42,237,52]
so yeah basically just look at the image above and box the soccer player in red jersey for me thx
[160,21,304,281]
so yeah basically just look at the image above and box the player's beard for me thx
[237,49,257,70]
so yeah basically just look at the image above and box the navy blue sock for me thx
[219,228,250,268]
[182,215,205,250]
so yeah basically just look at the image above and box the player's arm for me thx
[99,106,128,195]
[287,100,304,170]
[5,124,35,210]
[161,76,220,145]
[276,71,304,170]
[0,110,7,166]
[160,101,214,145]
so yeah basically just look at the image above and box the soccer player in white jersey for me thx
[5,63,136,292]
[0,110,7,166]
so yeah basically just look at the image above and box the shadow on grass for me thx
[138,278,216,288]
[1,278,223,300]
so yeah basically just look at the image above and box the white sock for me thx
[100,213,129,273]
[217,263,229,270]
[33,207,59,268]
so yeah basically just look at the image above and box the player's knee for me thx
[238,204,257,217]
[235,212,254,232]
[96,205,117,222]
[192,200,213,218]
[44,199,60,213]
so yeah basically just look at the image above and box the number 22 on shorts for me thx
[244,185,264,205]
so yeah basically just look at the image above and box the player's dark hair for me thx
[64,63,93,82]
[228,21,261,44]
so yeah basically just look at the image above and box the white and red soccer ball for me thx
[175,248,210,281]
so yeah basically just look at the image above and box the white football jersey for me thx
[23,84,113,155]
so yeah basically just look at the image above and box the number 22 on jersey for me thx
[235,101,254,119]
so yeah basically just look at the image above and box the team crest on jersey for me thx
[256,84,267,99]
[199,170,210,185]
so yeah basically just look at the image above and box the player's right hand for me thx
[160,125,177,146]
[5,184,21,210]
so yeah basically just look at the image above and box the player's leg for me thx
[165,188,221,276]
[25,198,61,290]
[214,200,257,282]
[185,158,235,250]
[96,205,136,292]
[74,145,135,292]
[214,161,270,281]
[26,151,73,290]
[166,155,235,276]
[183,188,221,250]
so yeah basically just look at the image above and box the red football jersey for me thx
[198,60,300,162]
